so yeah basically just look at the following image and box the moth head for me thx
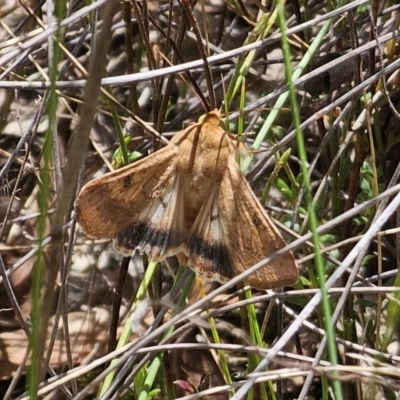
[198,109,226,130]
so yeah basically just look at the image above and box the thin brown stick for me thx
[108,256,131,354]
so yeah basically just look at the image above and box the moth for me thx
[76,110,298,290]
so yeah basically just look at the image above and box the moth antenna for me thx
[156,50,212,119]
[181,0,216,111]
[144,5,210,128]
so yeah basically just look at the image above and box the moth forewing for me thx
[115,174,187,260]
[76,109,298,290]
[76,144,179,239]
[218,162,298,289]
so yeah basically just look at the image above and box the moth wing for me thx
[217,161,298,290]
[186,186,232,283]
[114,173,186,260]
[76,144,179,239]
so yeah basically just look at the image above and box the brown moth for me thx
[76,110,298,290]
